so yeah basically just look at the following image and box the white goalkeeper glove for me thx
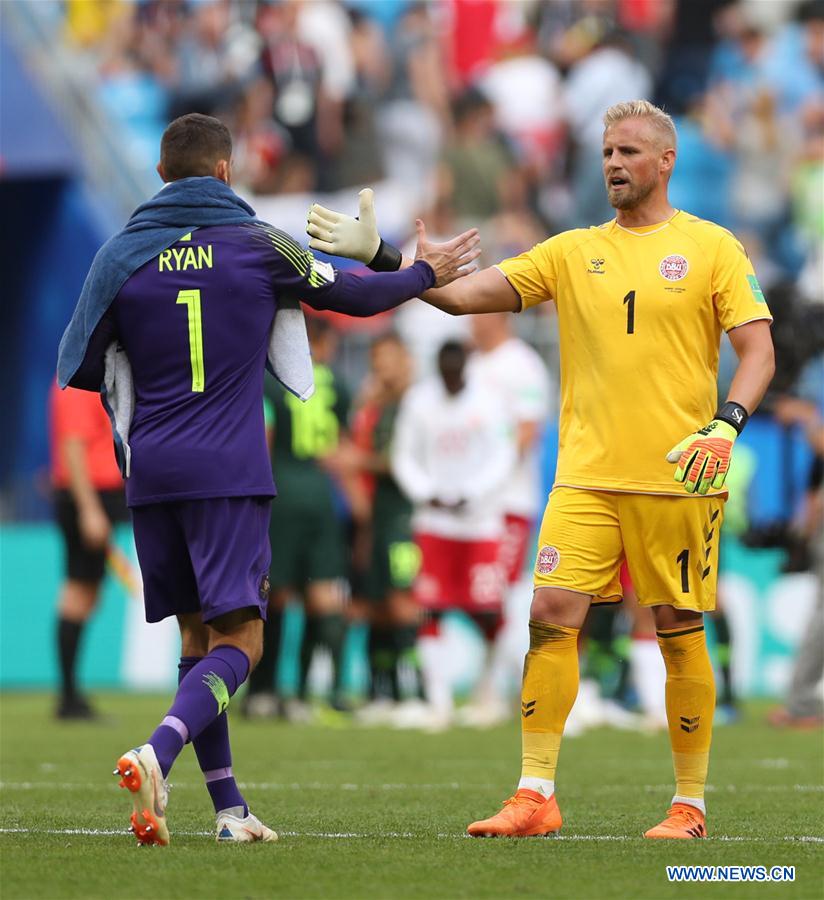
[306,189,401,270]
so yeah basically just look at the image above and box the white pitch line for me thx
[0,781,471,792]
[1,827,822,843]
[0,827,211,837]
[1,781,822,793]
[549,835,824,844]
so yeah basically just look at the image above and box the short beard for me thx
[607,177,656,210]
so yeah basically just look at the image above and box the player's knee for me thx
[530,587,589,629]
[651,604,703,631]
[209,629,262,674]
[208,607,264,673]
[529,589,562,622]
[472,611,503,642]
[305,579,345,615]
[60,581,100,620]
[245,635,264,672]
[179,629,209,658]
[269,587,290,610]
[178,612,209,657]
[388,590,419,626]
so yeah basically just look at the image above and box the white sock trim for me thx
[518,777,554,798]
[672,794,706,815]
[217,805,246,819]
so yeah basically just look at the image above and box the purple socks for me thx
[178,656,248,815]
[147,646,250,817]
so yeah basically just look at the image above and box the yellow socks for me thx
[520,620,580,785]
[517,617,713,810]
[657,623,715,810]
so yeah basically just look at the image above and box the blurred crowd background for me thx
[50,0,824,277]
[0,0,822,726]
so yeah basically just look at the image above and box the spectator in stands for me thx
[294,0,356,189]
[438,87,517,224]
[653,0,735,114]
[377,2,451,191]
[708,4,805,274]
[64,0,131,50]
[49,382,127,719]
[169,0,256,118]
[323,6,389,190]
[562,27,652,227]
[229,78,289,195]
[96,7,171,164]
[788,5,824,303]
[257,0,326,191]
[477,30,566,187]
[668,91,735,228]
[758,0,824,117]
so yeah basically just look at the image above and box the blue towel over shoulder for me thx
[56,176,312,400]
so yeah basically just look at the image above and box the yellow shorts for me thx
[533,487,725,612]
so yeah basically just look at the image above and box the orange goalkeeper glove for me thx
[666,402,749,495]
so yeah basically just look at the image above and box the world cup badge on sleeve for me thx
[536,545,560,575]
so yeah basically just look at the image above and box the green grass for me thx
[1,694,822,899]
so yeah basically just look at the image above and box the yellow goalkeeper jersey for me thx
[497,211,772,495]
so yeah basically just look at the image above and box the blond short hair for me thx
[603,100,677,149]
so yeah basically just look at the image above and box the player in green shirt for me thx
[354,334,422,721]
[246,318,353,718]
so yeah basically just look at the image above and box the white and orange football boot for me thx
[467,789,562,838]
[113,744,170,846]
[216,810,278,843]
[644,803,707,839]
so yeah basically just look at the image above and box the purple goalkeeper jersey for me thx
[112,222,341,506]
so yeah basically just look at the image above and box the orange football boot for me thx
[113,744,170,846]
[467,789,562,838]
[644,803,706,839]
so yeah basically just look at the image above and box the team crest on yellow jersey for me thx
[659,254,689,280]
[536,545,560,574]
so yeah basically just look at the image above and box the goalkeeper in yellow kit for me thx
[307,100,775,840]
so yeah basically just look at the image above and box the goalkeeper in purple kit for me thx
[57,113,479,845]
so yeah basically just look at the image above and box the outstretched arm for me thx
[307,191,521,316]
[306,189,479,285]
[412,220,521,316]
[299,223,481,317]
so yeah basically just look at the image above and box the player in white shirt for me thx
[391,341,515,729]
[463,314,555,725]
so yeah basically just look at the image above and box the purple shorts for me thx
[131,497,272,624]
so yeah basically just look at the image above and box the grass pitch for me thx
[1,694,822,899]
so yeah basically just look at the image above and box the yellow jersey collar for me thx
[613,210,682,236]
